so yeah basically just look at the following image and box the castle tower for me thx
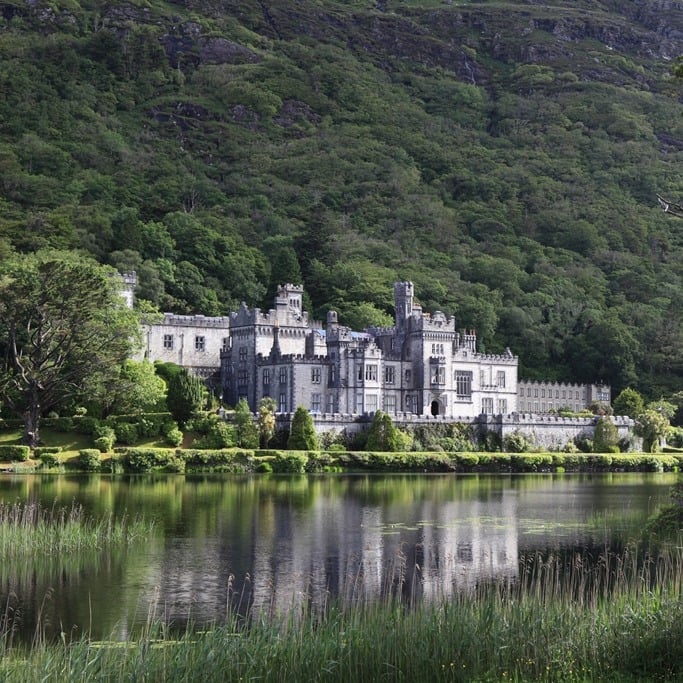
[119,272,137,308]
[394,281,414,329]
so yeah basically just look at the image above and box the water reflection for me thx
[0,473,674,641]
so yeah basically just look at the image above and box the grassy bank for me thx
[2,547,683,681]
[3,447,680,475]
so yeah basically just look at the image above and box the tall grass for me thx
[0,502,153,556]
[2,544,683,681]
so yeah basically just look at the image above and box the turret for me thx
[394,281,414,329]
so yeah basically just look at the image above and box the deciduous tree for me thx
[0,251,140,445]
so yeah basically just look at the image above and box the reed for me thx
[2,543,683,681]
[0,501,153,557]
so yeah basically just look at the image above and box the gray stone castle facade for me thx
[221,282,519,418]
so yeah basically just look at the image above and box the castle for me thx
[221,282,519,418]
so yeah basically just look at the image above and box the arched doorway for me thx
[430,400,440,416]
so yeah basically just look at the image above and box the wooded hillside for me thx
[0,0,681,397]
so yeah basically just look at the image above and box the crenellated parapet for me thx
[159,313,231,328]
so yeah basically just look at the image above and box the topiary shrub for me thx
[72,416,100,435]
[0,445,30,462]
[78,449,101,472]
[38,452,61,468]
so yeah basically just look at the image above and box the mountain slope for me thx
[0,0,681,396]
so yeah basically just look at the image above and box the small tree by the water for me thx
[287,406,318,450]
[234,398,259,448]
[593,416,619,452]
[166,369,206,427]
[366,411,402,451]
[258,397,277,448]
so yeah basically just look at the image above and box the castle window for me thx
[366,394,378,413]
[386,394,396,413]
[279,367,287,384]
[541,388,545,398]
[163,334,174,350]
[431,366,445,385]
[222,337,229,351]
[355,392,363,413]
[497,399,508,414]
[365,364,378,382]
[405,369,411,384]
[534,389,539,398]
[329,365,337,384]
[556,390,560,398]
[497,371,506,388]
[481,397,494,415]
[562,390,567,399]
[327,395,335,413]
[279,393,287,412]
[455,371,472,397]
[519,387,524,396]
[311,393,321,413]
[384,366,395,384]
[263,369,270,385]
[311,367,321,384]
[239,347,247,362]
[195,336,205,352]
[358,365,363,382]
[237,369,248,386]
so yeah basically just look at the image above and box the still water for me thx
[0,472,676,642]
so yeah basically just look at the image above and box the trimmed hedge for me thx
[0,445,30,462]
[78,449,101,472]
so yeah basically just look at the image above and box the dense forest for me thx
[0,0,681,398]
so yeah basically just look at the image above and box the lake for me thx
[0,472,676,643]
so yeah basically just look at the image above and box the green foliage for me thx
[257,397,277,448]
[114,422,139,446]
[234,398,259,448]
[0,445,30,462]
[104,359,167,416]
[272,451,309,473]
[366,411,402,452]
[93,436,114,453]
[503,430,531,453]
[593,416,619,453]
[613,387,645,418]
[636,409,671,453]
[0,1,680,402]
[287,407,318,450]
[0,252,140,446]
[78,449,101,472]
[38,451,60,468]
[166,369,205,427]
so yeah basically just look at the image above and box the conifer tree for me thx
[287,406,319,450]
[167,369,205,427]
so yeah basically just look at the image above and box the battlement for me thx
[159,313,231,328]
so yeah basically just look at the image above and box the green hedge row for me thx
[0,445,30,462]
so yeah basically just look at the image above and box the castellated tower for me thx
[394,281,414,330]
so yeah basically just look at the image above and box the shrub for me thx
[0,445,30,462]
[273,451,309,473]
[255,460,273,473]
[93,436,114,453]
[193,420,235,449]
[122,448,170,473]
[511,453,553,472]
[453,452,479,470]
[38,452,60,468]
[78,449,101,472]
[164,426,184,447]
[326,443,347,453]
[51,416,74,432]
[115,422,139,445]
[72,416,100,435]
[33,446,62,456]
[503,430,531,453]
